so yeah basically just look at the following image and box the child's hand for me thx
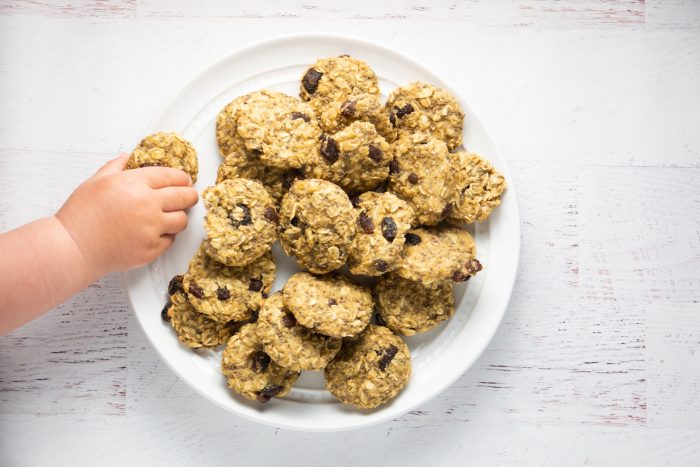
[56,154,199,277]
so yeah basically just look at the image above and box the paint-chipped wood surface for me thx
[1,1,700,465]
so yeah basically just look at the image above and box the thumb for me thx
[95,153,129,176]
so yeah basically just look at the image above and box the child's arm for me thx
[0,154,198,334]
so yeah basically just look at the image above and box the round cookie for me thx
[215,94,250,159]
[221,323,300,403]
[163,275,237,348]
[183,244,275,323]
[256,292,342,371]
[385,81,464,150]
[319,93,397,142]
[449,151,507,224]
[395,226,482,288]
[299,55,380,129]
[388,133,457,226]
[216,151,287,204]
[283,272,373,338]
[127,132,198,183]
[375,274,455,336]
[324,324,411,409]
[203,178,278,267]
[308,121,392,194]
[278,179,356,274]
[348,192,415,276]
[236,90,321,169]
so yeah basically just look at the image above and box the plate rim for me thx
[123,32,521,432]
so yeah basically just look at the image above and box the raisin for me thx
[161,300,172,322]
[378,345,399,371]
[302,68,323,94]
[263,207,279,223]
[341,99,356,117]
[320,136,339,164]
[328,298,338,307]
[290,111,310,122]
[388,110,396,127]
[229,204,252,227]
[374,259,389,272]
[442,203,453,218]
[465,258,483,275]
[248,309,260,323]
[357,211,374,234]
[368,144,383,163]
[452,271,467,282]
[188,283,204,299]
[251,350,271,373]
[389,159,400,175]
[290,216,300,227]
[249,278,263,292]
[407,173,419,184]
[395,104,414,118]
[261,292,269,299]
[405,233,421,245]
[217,287,230,301]
[167,275,184,296]
[256,384,283,403]
[282,312,297,328]
[381,217,397,242]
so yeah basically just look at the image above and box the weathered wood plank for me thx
[0,0,136,17]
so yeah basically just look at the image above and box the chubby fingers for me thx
[139,166,193,189]
[95,153,129,176]
[162,211,189,234]
[158,186,199,212]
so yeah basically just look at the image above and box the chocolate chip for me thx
[249,278,263,292]
[405,233,421,245]
[368,144,383,163]
[452,271,467,282]
[395,104,414,118]
[251,350,271,373]
[465,258,483,275]
[188,283,204,299]
[378,345,399,371]
[161,300,172,322]
[217,287,230,301]
[229,204,252,227]
[302,68,323,94]
[328,298,337,307]
[167,275,184,296]
[442,203,453,218]
[282,312,297,328]
[351,196,361,207]
[374,259,389,272]
[389,159,400,175]
[407,173,419,184]
[357,211,374,234]
[290,216,300,227]
[388,110,397,127]
[291,111,310,122]
[263,207,279,223]
[381,217,397,242]
[341,99,356,117]
[320,136,339,164]
[256,384,283,403]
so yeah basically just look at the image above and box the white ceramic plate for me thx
[123,34,520,432]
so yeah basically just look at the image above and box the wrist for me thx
[51,215,103,283]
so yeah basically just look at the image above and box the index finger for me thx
[136,166,192,188]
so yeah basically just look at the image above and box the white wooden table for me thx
[2,1,699,465]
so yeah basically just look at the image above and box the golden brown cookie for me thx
[216,151,288,204]
[319,93,397,142]
[215,94,250,159]
[127,132,198,182]
[449,151,507,224]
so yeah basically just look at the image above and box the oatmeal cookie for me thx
[236,90,321,169]
[388,133,457,226]
[324,324,411,409]
[256,292,342,371]
[163,275,237,348]
[319,93,397,142]
[215,94,250,159]
[308,121,392,194]
[183,244,275,323]
[203,179,278,267]
[448,151,507,224]
[385,81,464,150]
[278,179,356,274]
[375,274,454,336]
[283,272,373,338]
[216,151,287,204]
[127,132,198,182]
[300,56,380,124]
[348,192,415,276]
[395,226,482,288]
[221,323,300,403]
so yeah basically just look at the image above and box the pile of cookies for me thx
[129,55,506,410]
